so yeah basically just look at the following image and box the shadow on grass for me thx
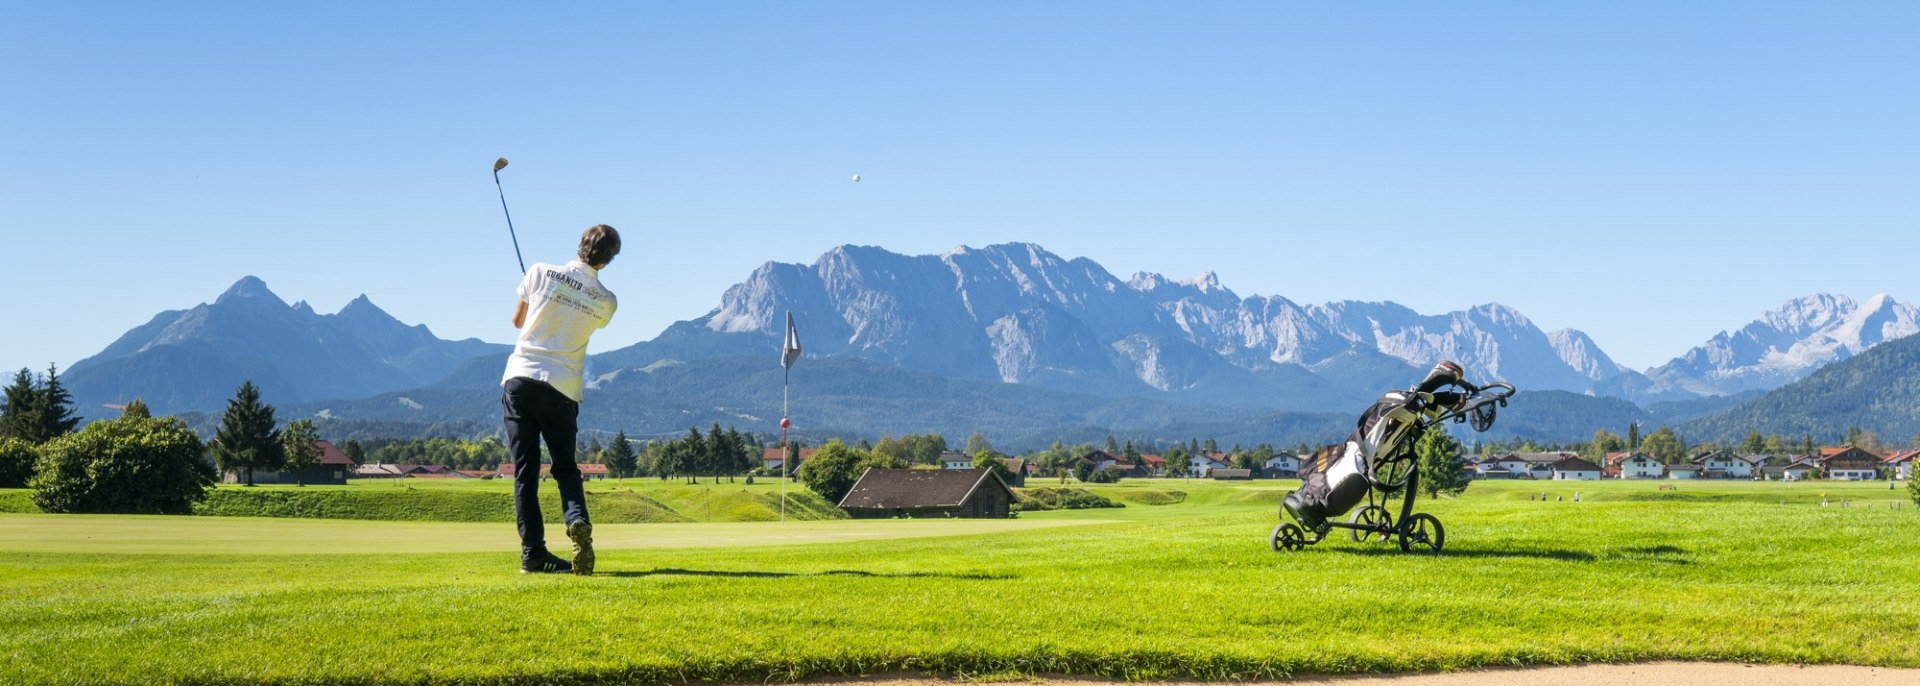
[601,567,1016,580]
[1601,544,1693,564]
[1320,546,1600,562]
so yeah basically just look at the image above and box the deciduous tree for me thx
[0,437,35,488]
[31,413,212,514]
[965,432,992,456]
[796,439,865,504]
[972,449,1013,483]
[279,419,323,475]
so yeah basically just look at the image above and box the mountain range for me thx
[62,277,508,412]
[43,243,1920,449]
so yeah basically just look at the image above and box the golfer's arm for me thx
[512,300,528,329]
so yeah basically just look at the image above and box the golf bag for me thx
[1284,363,1467,528]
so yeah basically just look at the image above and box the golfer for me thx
[502,224,620,575]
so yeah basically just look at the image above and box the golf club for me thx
[492,156,526,274]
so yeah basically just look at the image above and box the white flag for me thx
[780,311,802,369]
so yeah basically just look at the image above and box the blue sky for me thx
[4,2,1916,373]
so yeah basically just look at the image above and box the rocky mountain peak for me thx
[214,276,285,307]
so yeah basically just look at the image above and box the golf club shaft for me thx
[493,171,526,274]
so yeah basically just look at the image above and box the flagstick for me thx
[781,366,789,523]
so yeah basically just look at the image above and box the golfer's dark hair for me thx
[579,224,621,267]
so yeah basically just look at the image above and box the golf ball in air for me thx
[852,174,861,183]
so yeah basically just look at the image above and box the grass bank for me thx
[190,479,847,523]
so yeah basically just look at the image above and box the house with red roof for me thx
[761,446,817,474]
[1815,446,1880,480]
[1884,450,1917,480]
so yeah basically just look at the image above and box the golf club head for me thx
[493,157,509,172]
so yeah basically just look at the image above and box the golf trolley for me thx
[1271,381,1515,554]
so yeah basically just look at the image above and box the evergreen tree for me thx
[606,431,636,478]
[726,427,749,481]
[0,366,79,443]
[655,436,686,481]
[122,398,151,419]
[1740,431,1768,455]
[707,423,729,481]
[0,368,34,440]
[1104,435,1119,453]
[35,364,79,441]
[1203,438,1218,453]
[1414,428,1471,499]
[684,426,707,483]
[1626,422,1641,457]
[342,439,367,464]
[212,381,281,486]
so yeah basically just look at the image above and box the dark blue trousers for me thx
[502,377,588,556]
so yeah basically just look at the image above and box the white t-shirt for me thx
[501,260,618,402]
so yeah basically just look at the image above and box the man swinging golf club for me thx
[503,224,621,574]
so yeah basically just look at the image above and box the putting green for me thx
[0,512,1116,555]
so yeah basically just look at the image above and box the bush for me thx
[31,414,213,514]
[1908,471,1918,507]
[796,440,866,505]
[0,437,35,488]
[1013,487,1123,511]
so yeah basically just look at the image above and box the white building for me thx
[1610,453,1664,479]
[1550,456,1602,480]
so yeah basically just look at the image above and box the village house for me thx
[1884,450,1917,480]
[760,446,817,474]
[1189,451,1231,478]
[1000,458,1028,487]
[1550,456,1602,481]
[838,468,1014,519]
[1472,456,1515,479]
[1762,462,1816,481]
[1491,452,1571,479]
[1138,453,1166,476]
[1665,464,1700,479]
[940,452,975,470]
[353,464,407,479]
[1816,446,1880,480]
[1691,450,1754,479]
[1262,453,1300,479]
[1605,452,1664,479]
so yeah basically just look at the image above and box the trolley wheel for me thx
[1349,505,1393,543]
[1398,513,1445,554]
[1270,523,1309,552]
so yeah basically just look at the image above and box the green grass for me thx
[3,478,1918,685]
